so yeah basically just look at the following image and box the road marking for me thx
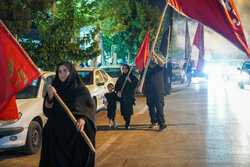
[96,134,135,166]
[137,105,148,114]
[96,136,118,159]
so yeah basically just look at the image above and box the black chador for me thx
[40,62,96,167]
[115,67,138,129]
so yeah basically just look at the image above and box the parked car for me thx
[100,65,140,81]
[237,60,250,89]
[172,62,185,84]
[0,72,55,154]
[76,67,115,111]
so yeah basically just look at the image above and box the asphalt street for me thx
[1,78,250,167]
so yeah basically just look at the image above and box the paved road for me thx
[1,78,250,166]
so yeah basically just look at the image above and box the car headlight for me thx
[240,72,249,81]
[0,112,22,126]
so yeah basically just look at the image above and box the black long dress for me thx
[115,72,138,127]
[104,91,119,120]
[39,62,96,167]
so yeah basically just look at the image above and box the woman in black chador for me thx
[39,62,96,167]
[115,64,138,129]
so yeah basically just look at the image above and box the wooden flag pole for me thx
[50,86,96,153]
[138,0,169,91]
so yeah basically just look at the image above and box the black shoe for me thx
[159,124,167,131]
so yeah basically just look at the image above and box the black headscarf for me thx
[122,64,130,77]
[52,62,85,95]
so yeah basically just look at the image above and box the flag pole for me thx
[138,0,169,91]
[50,86,96,153]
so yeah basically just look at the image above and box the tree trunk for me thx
[52,1,56,23]
[100,36,105,66]
[128,52,131,64]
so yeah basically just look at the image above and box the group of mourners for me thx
[104,54,168,131]
[39,53,177,166]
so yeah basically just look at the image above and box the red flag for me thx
[169,0,250,57]
[0,20,40,120]
[135,29,150,72]
[0,97,18,120]
[193,24,204,73]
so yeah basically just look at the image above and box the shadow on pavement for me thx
[0,150,27,160]
[97,123,196,132]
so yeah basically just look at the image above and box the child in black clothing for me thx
[104,83,119,128]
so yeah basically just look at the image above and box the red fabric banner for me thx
[169,0,250,57]
[0,20,40,120]
[0,96,18,120]
[193,24,204,73]
[135,29,150,72]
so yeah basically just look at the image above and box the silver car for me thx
[0,72,55,154]
[76,67,115,111]
[172,62,185,84]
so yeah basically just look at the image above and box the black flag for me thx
[159,6,173,57]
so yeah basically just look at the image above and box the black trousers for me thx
[146,95,165,126]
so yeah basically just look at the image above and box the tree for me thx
[0,0,50,37]
[95,0,130,37]
[21,0,101,70]
[102,0,162,63]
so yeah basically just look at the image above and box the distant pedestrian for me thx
[167,57,174,89]
[182,58,192,87]
[163,57,174,95]
[144,54,167,131]
[115,64,138,130]
[104,83,119,128]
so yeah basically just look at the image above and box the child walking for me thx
[104,83,119,128]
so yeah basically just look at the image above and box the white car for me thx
[0,72,55,154]
[76,67,115,111]
[237,60,250,89]
[100,65,140,81]
[100,65,122,81]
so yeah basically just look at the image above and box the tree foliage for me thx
[102,0,162,63]
[95,0,130,37]
[0,0,50,37]
[21,0,101,70]
[1,0,182,69]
